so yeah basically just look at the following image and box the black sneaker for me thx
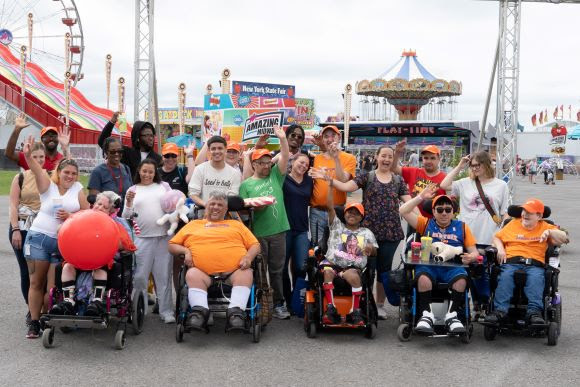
[484,310,506,325]
[226,307,245,330]
[186,306,209,330]
[85,300,106,317]
[346,308,365,326]
[527,313,545,326]
[26,320,41,339]
[50,301,75,316]
[25,311,31,327]
[322,304,341,325]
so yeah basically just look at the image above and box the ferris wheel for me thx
[0,0,84,86]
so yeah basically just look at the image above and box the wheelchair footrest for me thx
[41,315,108,330]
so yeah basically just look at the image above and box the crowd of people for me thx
[6,111,566,340]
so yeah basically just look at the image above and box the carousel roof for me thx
[377,50,437,81]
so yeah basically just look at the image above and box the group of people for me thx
[7,111,568,339]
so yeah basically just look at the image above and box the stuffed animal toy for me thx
[430,242,463,263]
[157,190,190,236]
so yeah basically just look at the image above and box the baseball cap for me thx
[227,142,241,153]
[321,125,340,136]
[421,145,440,155]
[345,202,365,217]
[520,198,544,215]
[40,126,58,137]
[251,149,272,161]
[162,143,179,155]
[432,194,455,209]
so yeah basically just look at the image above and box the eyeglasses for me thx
[435,207,453,214]
[108,150,123,155]
[470,163,481,169]
[254,161,272,167]
[163,154,177,159]
[289,133,303,139]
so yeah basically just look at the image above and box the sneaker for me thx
[226,307,245,330]
[415,310,435,334]
[50,301,75,316]
[346,308,365,326]
[322,304,341,325]
[445,311,466,334]
[484,310,506,325]
[25,311,31,327]
[527,313,545,326]
[186,306,209,330]
[85,300,106,317]
[161,314,176,324]
[26,320,41,339]
[273,304,290,320]
[377,304,387,320]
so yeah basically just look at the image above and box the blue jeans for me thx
[494,264,545,314]
[309,208,328,246]
[283,230,309,307]
[9,226,29,304]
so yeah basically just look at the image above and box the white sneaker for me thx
[445,311,465,334]
[377,304,387,320]
[162,314,176,324]
[416,310,435,334]
[273,305,291,320]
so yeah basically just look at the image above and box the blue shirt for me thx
[283,174,313,232]
[88,163,133,199]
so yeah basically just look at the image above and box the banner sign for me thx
[242,111,285,141]
[147,107,204,124]
[295,98,315,129]
[345,123,471,137]
[232,80,295,99]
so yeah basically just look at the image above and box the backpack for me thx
[362,170,403,202]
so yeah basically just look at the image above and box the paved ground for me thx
[0,177,579,386]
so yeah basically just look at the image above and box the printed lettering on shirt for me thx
[334,232,365,265]
[204,178,232,188]
[515,234,541,241]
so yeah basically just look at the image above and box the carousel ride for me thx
[355,50,461,121]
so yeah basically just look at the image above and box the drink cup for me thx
[410,242,421,261]
[53,198,63,219]
[420,236,432,262]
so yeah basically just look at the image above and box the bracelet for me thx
[12,227,20,231]
[186,155,194,158]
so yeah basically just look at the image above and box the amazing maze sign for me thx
[242,111,285,141]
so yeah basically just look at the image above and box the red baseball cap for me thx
[40,126,58,137]
[421,145,440,155]
[227,142,241,153]
[520,198,544,215]
[321,125,340,136]
[162,143,179,155]
[345,202,365,217]
[251,149,272,161]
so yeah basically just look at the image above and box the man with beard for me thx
[98,111,162,177]
[5,112,69,171]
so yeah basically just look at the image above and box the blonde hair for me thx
[31,142,45,153]
[469,151,495,180]
[50,158,79,184]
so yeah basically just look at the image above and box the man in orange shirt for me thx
[485,198,568,326]
[168,191,261,331]
[309,125,356,243]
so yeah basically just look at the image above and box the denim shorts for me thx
[24,230,61,264]
[414,265,467,286]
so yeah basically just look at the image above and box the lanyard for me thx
[107,164,123,194]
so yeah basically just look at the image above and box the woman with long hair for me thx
[21,135,89,338]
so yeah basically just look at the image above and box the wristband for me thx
[186,155,194,158]
[12,226,20,231]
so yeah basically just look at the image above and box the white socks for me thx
[188,288,208,309]
[229,286,251,310]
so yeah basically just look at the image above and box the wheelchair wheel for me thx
[397,323,411,342]
[461,324,473,344]
[306,321,317,338]
[252,323,261,343]
[42,327,55,348]
[547,322,558,346]
[131,292,145,335]
[484,326,497,341]
[554,302,562,334]
[176,323,184,343]
[114,330,126,350]
[365,323,377,339]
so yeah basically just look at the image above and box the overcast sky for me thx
[14,0,580,129]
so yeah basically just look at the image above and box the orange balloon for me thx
[58,210,119,270]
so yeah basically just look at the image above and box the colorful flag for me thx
[531,114,537,126]
[553,107,558,119]
[539,111,543,124]
[544,109,548,123]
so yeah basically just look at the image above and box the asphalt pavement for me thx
[0,177,579,386]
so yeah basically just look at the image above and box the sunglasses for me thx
[163,154,177,159]
[289,132,303,139]
[435,207,453,214]
[108,150,123,155]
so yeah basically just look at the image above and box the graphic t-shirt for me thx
[159,166,188,195]
[401,167,446,216]
[188,162,241,203]
[169,219,259,274]
[451,177,509,245]
[325,216,378,270]
[239,167,289,238]
[495,218,558,264]
[415,216,477,249]
[310,151,357,207]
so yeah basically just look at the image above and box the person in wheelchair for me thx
[319,178,378,326]
[484,198,568,326]
[168,191,261,331]
[51,191,136,317]
[399,185,480,334]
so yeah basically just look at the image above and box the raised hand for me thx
[273,125,285,139]
[184,142,195,156]
[254,134,269,149]
[327,142,339,159]
[58,125,70,148]
[15,112,29,130]
[312,132,326,152]
[395,138,407,154]
[22,135,35,157]
[110,111,120,124]
[459,154,471,169]
[308,167,329,180]
[418,183,438,200]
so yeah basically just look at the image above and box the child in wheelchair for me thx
[399,185,480,335]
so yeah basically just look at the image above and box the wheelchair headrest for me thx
[507,204,551,219]
[421,196,458,216]
[227,195,246,212]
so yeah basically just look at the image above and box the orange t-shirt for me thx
[415,216,477,248]
[310,151,357,207]
[169,219,259,275]
[494,218,558,264]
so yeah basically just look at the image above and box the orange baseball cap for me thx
[40,126,58,137]
[520,198,544,215]
[162,143,179,155]
[421,145,440,155]
[345,202,365,217]
[227,142,241,153]
[251,149,272,161]
[432,194,455,210]
[321,125,340,136]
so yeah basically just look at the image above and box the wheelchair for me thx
[480,205,563,346]
[40,252,145,350]
[303,207,378,339]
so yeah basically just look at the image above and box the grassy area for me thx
[0,170,89,195]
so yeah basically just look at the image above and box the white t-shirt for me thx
[30,181,83,238]
[122,183,169,237]
[188,161,241,203]
[451,177,509,245]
